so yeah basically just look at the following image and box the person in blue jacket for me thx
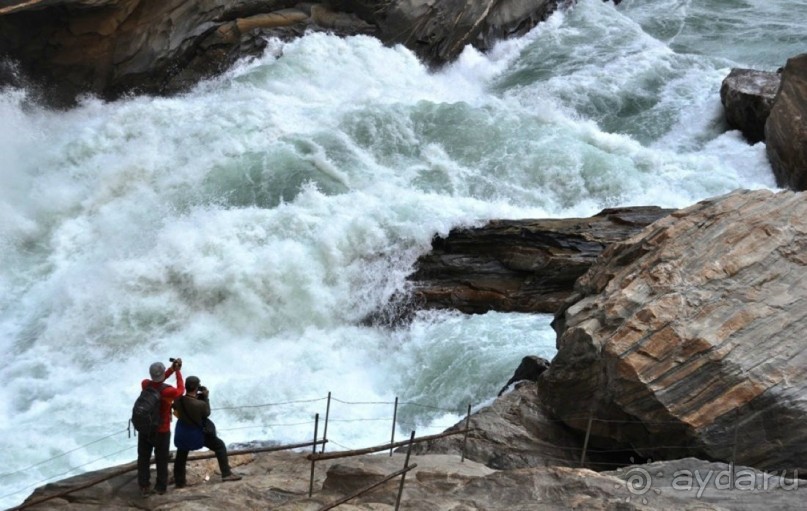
[172,375,242,488]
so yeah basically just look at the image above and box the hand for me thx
[172,357,182,370]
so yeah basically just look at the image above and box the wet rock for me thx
[405,206,672,316]
[497,355,550,396]
[0,0,564,106]
[720,68,780,143]
[0,1,373,106]
[327,0,560,66]
[765,53,807,190]
[540,189,807,473]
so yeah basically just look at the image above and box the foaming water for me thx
[619,0,807,67]
[0,0,792,506]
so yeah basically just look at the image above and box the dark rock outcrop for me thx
[405,206,672,316]
[0,1,376,106]
[373,0,558,66]
[765,53,807,190]
[0,0,564,106]
[720,68,780,143]
[540,189,807,473]
[497,355,550,396]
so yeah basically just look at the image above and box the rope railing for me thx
[8,439,328,511]
[0,428,129,480]
[1,445,133,502]
[218,420,316,431]
[0,393,462,488]
[3,403,793,487]
[212,396,328,411]
[398,401,461,413]
[6,389,806,509]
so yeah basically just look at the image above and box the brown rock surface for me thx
[540,189,807,473]
[0,0,373,106]
[376,0,558,66]
[405,206,672,316]
[406,382,585,470]
[720,68,780,143]
[17,449,807,510]
[766,53,807,190]
[0,0,564,106]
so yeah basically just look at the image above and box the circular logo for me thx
[613,458,664,504]
[624,466,652,496]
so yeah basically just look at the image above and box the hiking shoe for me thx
[175,483,186,489]
[139,486,152,497]
[154,486,167,495]
[221,473,242,482]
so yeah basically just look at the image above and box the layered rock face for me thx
[540,189,807,473]
[720,68,780,143]
[406,206,671,315]
[0,0,562,106]
[766,53,807,190]
[374,0,558,66]
[0,0,380,105]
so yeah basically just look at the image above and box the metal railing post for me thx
[309,413,319,497]
[389,396,398,456]
[321,392,331,453]
[580,410,593,467]
[394,431,416,510]
[461,403,471,463]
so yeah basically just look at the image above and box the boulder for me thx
[765,53,807,190]
[404,206,672,316]
[540,189,807,473]
[720,68,780,143]
[497,355,550,396]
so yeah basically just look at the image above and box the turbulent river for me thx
[1,0,802,506]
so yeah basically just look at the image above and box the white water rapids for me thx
[2,0,802,506]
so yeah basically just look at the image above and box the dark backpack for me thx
[131,384,166,436]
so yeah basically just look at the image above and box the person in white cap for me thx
[137,358,184,496]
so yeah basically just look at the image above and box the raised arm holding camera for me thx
[135,357,184,497]
[172,375,242,488]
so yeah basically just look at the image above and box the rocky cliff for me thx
[0,0,563,106]
[540,189,807,473]
[765,53,807,191]
[398,206,671,318]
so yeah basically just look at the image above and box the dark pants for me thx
[137,431,170,490]
[173,433,232,486]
